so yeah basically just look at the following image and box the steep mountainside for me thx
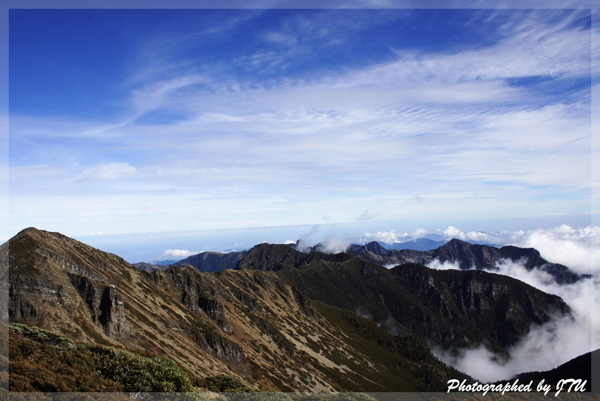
[237,243,352,271]
[131,261,169,272]
[512,349,599,390]
[236,244,572,355]
[174,250,247,272]
[348,239,586,284]
[6,227,467,392]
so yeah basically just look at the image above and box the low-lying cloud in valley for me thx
[434,275,598,383]
[353,224,598,382]
[156,223,598,383]
[427,225,600,383]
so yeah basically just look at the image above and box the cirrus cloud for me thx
[75,162,137,183]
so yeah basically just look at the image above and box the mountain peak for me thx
[237,242,309,271]
[7,228,474,392]
[14,226,66,242]
[441,238,472,249]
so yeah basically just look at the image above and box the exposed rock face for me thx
[389,263,572,353]
[268,248,572,355]
[8,228,133,342]
[7,227,467,392]
[68,274,127,337]
[349,239,587,284]
[174,250,247,273]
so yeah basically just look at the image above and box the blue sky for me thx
[6,3,599,259]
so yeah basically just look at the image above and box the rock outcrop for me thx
[6,227,469,392]
[348,239,587,284]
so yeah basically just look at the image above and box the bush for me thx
[86,344,196,392]
[9,331,123,392]
[204,374,252,392]
[9,323,197,393]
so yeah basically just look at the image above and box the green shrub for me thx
[204,374,252,392]
[86,344,196,392]
[9,323,197,393]
[9,331,123,392]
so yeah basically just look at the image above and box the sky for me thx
[5,2,599,261]
[3,0,600,384]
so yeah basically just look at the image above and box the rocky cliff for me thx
[238,244,574,355]
[6,227,468,392]
[348,239,586,284]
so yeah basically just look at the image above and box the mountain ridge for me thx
[4,227,586,393]
[154,237,587,287]
[5,227,471,392]
[347,238,587,284]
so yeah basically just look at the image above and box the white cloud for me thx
[315,236,351,254]
[441,225,600,275]
[411,228,429,238]
[427,259,461,270]
[9,10,594,237]
[436,275,600,383]
[419,224,600,382]
[361,229,403,244]
[443,226,504,244]
[162,249,198,259]
[75,162,137,183]
[494,258,556,287]
[436,244,600,383]
[361,228,431,244]
[509,225,600,275]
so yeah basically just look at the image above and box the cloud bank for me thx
[435,275,599,383]
[441,225,600,275]
[430,226,600,383]
[163,249,198,259]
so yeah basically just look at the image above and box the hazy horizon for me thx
[9,219,594,270]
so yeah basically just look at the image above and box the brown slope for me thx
[7,227,236,381]
[5,227,460,392]
[270,249,572,356]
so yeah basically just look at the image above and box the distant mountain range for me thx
[347,239,588,285]
[3,227,595,394]
[381,237,447,251]
[136,237,587,285]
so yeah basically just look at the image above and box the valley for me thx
[2,227,596,396]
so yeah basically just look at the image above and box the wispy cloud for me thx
[8,9,595,236]
[75,162,137,183]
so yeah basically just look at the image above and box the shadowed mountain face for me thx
[348,239,587,284]
[6,227,474,392]
[512,348,599,391]
[138,237,586,287]
[234,244,572,356]
[128,239,574,357]
[173,250,247,272]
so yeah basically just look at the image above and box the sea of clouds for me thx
[151,223,598,382]
[304,224,599,382]
[421,225,600,382]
